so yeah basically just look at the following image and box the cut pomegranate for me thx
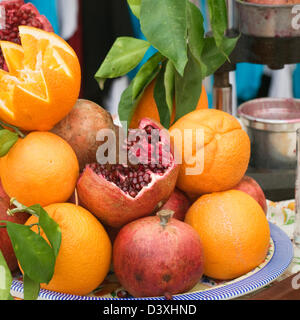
[0,0,53,69]
[77,118,180,228]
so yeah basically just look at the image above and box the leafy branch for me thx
[0,199,61,300]
[95,0,238,129]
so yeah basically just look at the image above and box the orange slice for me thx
[0,41,24,75]
[0,26,81,131]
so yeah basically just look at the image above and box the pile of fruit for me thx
[0,1,271,300]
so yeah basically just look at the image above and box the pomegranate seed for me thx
[129,190,137,198]
[89,125,171,198]
[138,176,143,183]
[143,174,150,182]
[144,125,152,135]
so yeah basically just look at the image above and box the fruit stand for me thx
[0,0,300,303]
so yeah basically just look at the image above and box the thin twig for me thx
[0,120,25,138]
[74,188,79,206]
[7,198,37,217]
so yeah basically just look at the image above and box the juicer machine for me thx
[214,0,300,200]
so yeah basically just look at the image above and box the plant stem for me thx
[74,188,79,206]
[7,198,37,217]
[0,120,25,138]
[0,221,39,229]
[157,209,174,228]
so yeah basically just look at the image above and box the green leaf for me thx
[95,37,151,89]
[128,0,141,19]
[187,1,205,64]
[164,60,175,117]
[29,204,61,258]
[0,129,18,157]
[201,36,238,78]
[0,250,13,300]
[6,222,55,284]
[23,274,40,300]
[118,69,160,125]
[207,0,228,51]
[132,52,163,100]
[140,0,188,76]
[154,64,170,129]
[118,82,135,125]
[175,50,202,122]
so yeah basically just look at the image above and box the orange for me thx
[0,26,81,131]
[1,131,79,207]
[169,109,250,195]
[130,80,208,128]
[185,190,270,280]
[25,203,112,295]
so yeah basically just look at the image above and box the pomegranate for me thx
[0,179,29,272]
[233,175,268,214]
[104,225,121,244]
[113,210,204,298]
[77,118,180,228]
[0,0,53,70]
[51,99,116,171]
[158,188,190,221]
[185,191,200,204]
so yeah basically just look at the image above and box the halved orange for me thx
[0,26,81,131]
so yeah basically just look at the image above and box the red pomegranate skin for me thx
[233,176,268,214]
[77,118,181,228]
[77,165,179,228]
[159,188,191,221]
[0,180,30,272]
[113,215,204,298]
[104,225,120,244]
